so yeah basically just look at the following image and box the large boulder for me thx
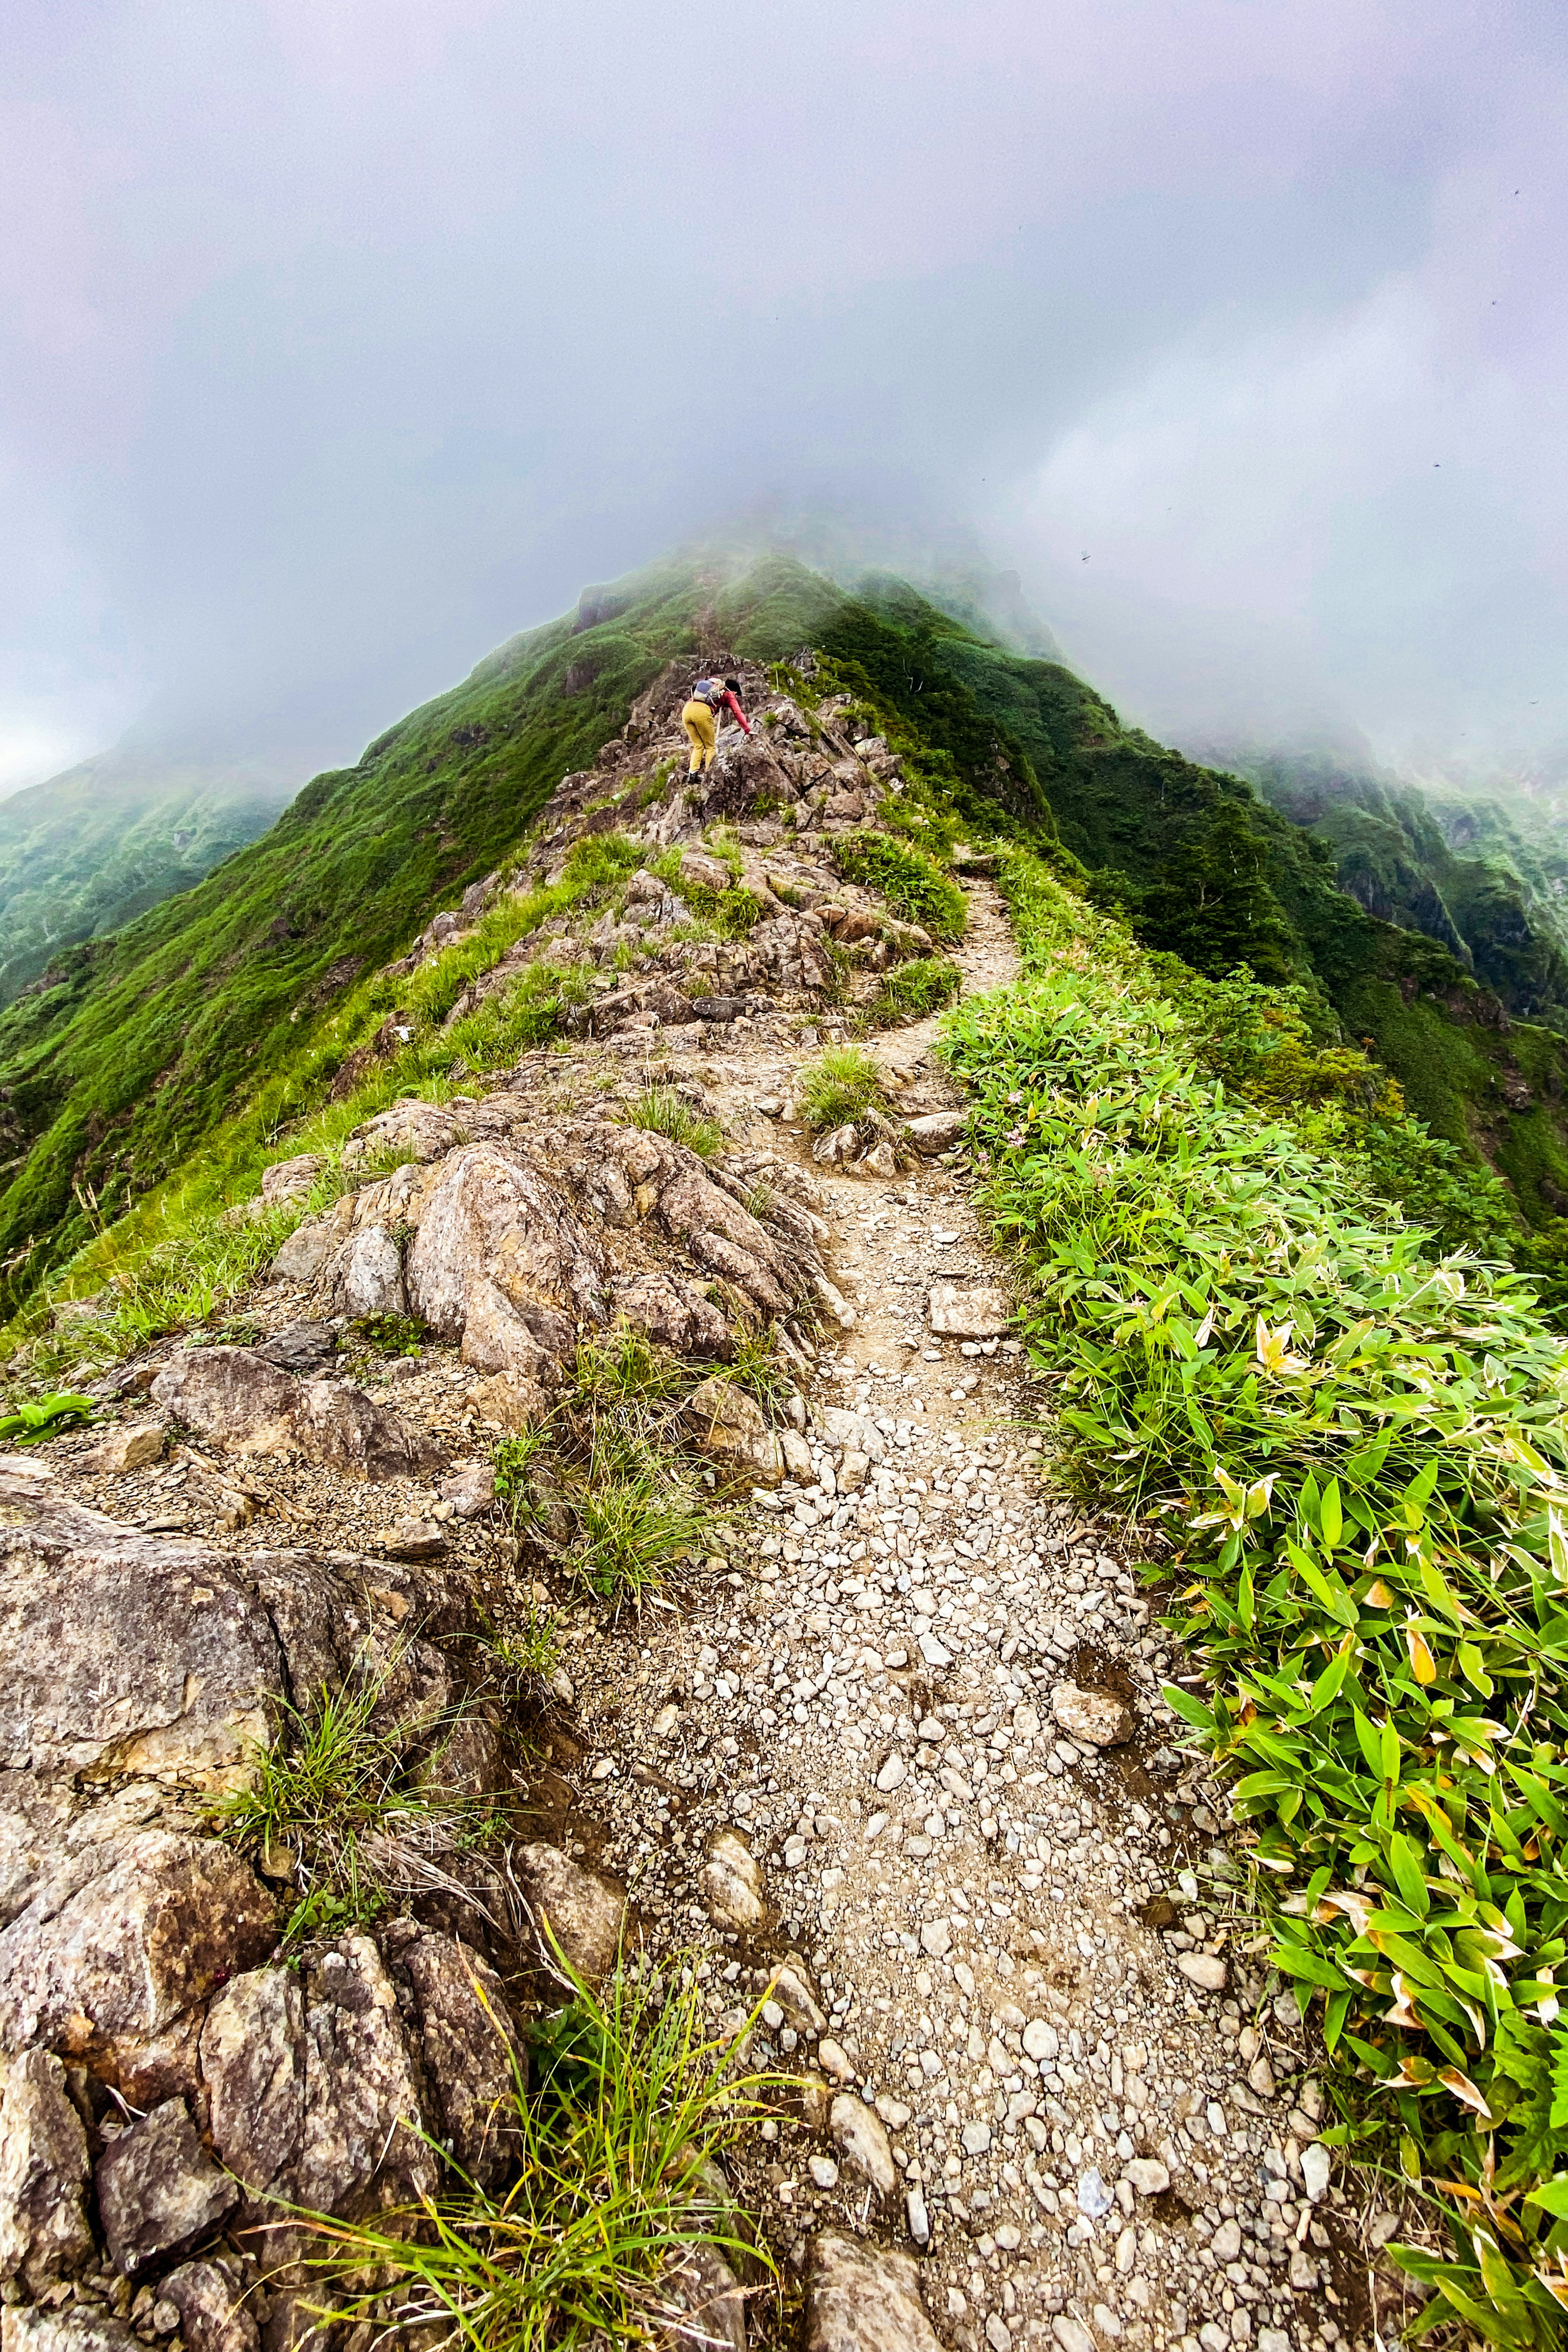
[0,1475,278,1797]
[149,1349,438,1481]
[406,1144,608,1382]
[0,1829,276,2063]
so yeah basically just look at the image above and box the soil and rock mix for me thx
[0,660,1408,2352]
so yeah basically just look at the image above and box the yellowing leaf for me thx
[1404,1622,1437,1686]
[1365,1579,1395,1608]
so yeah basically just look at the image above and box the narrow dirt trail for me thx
[570,884,1370,2352]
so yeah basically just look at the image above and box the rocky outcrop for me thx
[96,2099,238,2278]
[407,1143,608,1380]
[149,1348,441,1480]
[0,2049,93,2292]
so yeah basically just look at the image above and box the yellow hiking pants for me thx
[682,699,717,771]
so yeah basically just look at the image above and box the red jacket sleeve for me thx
[721,690,752,735]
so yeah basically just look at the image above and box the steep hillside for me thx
[11,548,1568,1334]
[0,744,307,1009]
[1198,740,1568,1029]
[1,621,1560,2352]
[820,585,1568,1225]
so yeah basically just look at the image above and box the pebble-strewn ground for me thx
[30,875,1417,2352]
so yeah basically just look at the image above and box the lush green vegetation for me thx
[871,954,964,1023]
[1226,743,1568,1031]
[13,551,1568,1352]
[0,745,300,1010]
[0,557,842,1322]
[830,829,967,940]
[621,1085,725,1160]
[829,579,1568,1229]
[0,1390,95,1445]
[948,849,1568,2346]
[310,1954,773,2352]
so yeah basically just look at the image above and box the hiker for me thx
[682,674,751,772]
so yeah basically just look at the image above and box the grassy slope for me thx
[0,750,303,1009]
[837,583,1568,1226]
[11,548,1568,1325]
[1223,748,1568,1030]
[0,553,865,1318]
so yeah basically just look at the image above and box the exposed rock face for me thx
[149,1349,298,1457]
[160,2258,261,2352]
[337,1225,407,1318]
[149,1349,439,1480]
[0,2049,93,2291]
[200,1969,305,2193]
[0,1830,275,2063]
[612,1271,733,1359]
[0,1477,278,1800]
[281,1936,437,2219]
[96,2098,238,2277]
[806,2232,943,2352]
[407,1143,608,1382]
[514,1844,626,1984]
[396,1931,525,2188]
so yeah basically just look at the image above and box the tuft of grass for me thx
[832,829,967,940]
[477,1605,561,1697]
[492,1429,552,1530]
[302,1953,775,2352]
[797,1045,886,1130]
[715,1328,795,1417]
[212,1653,491,1947]
[574,1430,708,1606]
[872,955,963,1023]
[621,1087,724,1160]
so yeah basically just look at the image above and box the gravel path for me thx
[568,884,1385,2352]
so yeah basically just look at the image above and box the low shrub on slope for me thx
[949,851,1568,2347]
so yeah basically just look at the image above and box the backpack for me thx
[692,677,725,708]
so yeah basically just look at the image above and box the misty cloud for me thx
[2,0,1564,792]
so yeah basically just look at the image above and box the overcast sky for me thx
[3,0,1565,797]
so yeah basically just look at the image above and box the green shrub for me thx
[832,831,967,940]
[947,849,1568,2348]
[872,956,963,1023]
[797,1045,885,1129]
[0,1391,95,1445]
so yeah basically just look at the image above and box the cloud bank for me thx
[2,0,1564,790]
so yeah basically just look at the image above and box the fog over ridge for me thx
[2,0,1564,797]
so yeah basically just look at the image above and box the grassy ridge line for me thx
[944,851,1568,2347]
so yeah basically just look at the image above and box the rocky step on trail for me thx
[0,663,1403,2352]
